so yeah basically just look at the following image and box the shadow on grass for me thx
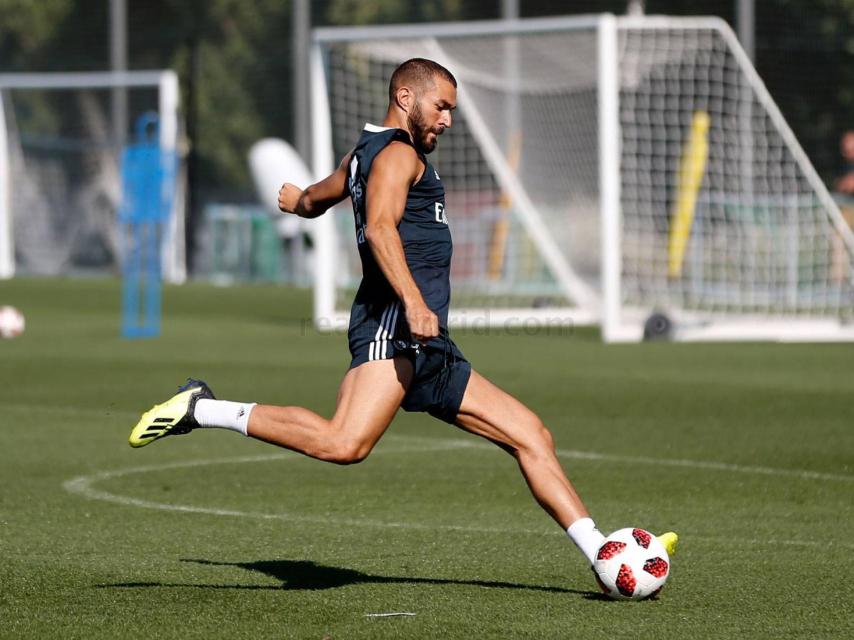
[98,558,599,597]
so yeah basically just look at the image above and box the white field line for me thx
[551,447,854,483]
[61,434,854,550]
[450,439,854,483]
[63,440,518,532]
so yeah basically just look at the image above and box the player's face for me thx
[408,78,456,154]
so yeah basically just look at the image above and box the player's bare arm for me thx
[364,141,439,345]
[277,151,352,218]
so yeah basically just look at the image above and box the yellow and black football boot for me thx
[128,378,215,448]
[656,532,679,556]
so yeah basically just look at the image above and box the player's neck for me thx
[383,109,413,142]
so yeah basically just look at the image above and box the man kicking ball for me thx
[129,58,676,575]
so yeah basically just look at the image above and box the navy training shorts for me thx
[348,299,471,424]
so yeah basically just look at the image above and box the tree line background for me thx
[1,0,852,249]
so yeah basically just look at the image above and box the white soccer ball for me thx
[593,528,670,600]
[0,305,25,338]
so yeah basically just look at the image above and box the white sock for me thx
[193,399,255,436]
[566,517,606,565]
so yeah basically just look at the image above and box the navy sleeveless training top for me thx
[346,124,453,337]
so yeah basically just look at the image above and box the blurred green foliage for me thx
[0,0,72,56]
[328,0,463,24]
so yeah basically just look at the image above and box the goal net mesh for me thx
[3,84,168,276]
[618,23,853,319]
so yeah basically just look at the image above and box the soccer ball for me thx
[593,528,670,600]
[0,305,25,338]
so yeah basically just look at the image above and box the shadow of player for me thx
[99,558,598,597]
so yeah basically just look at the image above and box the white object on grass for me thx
[0,304,25,338]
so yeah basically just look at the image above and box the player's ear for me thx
[395,86,413,113]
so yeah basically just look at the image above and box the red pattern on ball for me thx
[632,528,652,549]
[616,564,637,597]
[597,541,627,560]
[643,557,669,578]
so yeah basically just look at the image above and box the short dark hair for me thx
[388,58,457,103]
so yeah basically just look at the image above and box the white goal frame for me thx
[310,15,854,341]
[602,15,854,342]
[0,70,185,283]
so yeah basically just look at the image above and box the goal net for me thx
[311,15,854,341]
[612,16,854,341]
[0,71,185,282]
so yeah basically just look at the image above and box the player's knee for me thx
[516,419,555,458]
[538,424,556,452]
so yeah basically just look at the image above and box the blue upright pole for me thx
[120,113,175,338]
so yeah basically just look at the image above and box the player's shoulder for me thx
[372,139,422,182]
[376,139,418,160]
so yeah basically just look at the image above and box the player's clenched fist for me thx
[278,183,303,214]
[406,301,439,346]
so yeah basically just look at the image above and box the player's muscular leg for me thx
[248,356,413,464]
[453,370,589,529]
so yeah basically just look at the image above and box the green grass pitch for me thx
[1,277,853,639]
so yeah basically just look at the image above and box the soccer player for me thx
[129,58,676,575]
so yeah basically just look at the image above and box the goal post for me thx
[310,15,854,341]
[0,70,185,283]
